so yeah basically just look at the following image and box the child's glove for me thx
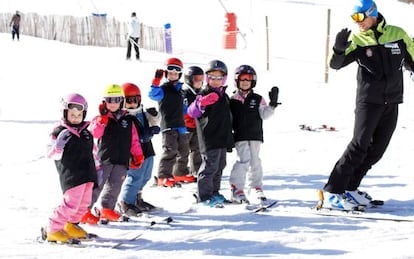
[56,129,71,149]
[152,69,165,86]
[269,86,280,108]
[146,107,158,116]
[130,154,145,169]
[98,102,109,125]
[199,92,219,107]
[150,126,161,135]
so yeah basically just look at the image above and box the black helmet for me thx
[234,64,257,88]
[184,66,204,86]
[205,60,228,75]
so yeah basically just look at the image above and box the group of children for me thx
[44,57,280,243]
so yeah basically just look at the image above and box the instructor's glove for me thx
[199,92,219,107]
[333,28,351,53]
[56,129,71,150]
[269,86,280,108]
[152,69,165,86]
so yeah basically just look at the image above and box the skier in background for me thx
[126,12,141,61]
[9,11,21,41]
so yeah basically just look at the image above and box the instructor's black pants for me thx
[324,103,398,193]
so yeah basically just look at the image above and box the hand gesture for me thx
[146,107,158,116]
[268,86,280,108]
[334,28,351,53]
[152,69,165,86]
[56,129,71,149]
[199,92,219,107]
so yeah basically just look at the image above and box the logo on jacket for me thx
[384,42,401,55]
[249,99,257,109]
[120,119,129,128]
[366,48,373,57]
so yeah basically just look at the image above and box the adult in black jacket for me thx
[323,0,414,210]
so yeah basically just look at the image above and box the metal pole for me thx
[324,9,331,83]
[265,16,269,71]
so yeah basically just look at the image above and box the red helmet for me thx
[122,82,141,97]
[165,57,183,69]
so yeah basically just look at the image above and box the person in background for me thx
[187,60,234,208]
[9,11,21,41]
[229,65,279,205]
[149,57,194,187]
[80,84,144,224]
[182,66,204,180]
[322,0,414,210]
[126,12,141,61]
[118,82,161,216]
[44,93,97,243]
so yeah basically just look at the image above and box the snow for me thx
[1,0,414,258]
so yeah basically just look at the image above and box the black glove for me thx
[146,107,158,116]
[333,28,351,53]
[99,101,109,115]
[269,86,279,108]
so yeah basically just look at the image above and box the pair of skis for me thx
[37,216,174,248]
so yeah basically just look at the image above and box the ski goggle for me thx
[207,75,224,81]
[166,65,182,73]
[238,74,254,81]
[125,95,141,104]
[67,103,85,111]
[351,3,377,22]
[104,96,123,103]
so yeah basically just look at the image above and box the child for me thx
[118,82,161,216]
[81,84,144,223]
[182,66,204,179]
[45,93,97,243]
[228,65,279,204]
[149,57,194,187]
[187,60,234,207]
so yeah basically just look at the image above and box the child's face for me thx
[167,70,180,81]
[192,75,204,89]
[67,109,83,124]
[238,73,253,92]
[125,95,141,109]
[104,97,123,112]
[207,71,225,88]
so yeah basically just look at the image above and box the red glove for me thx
[152,69,165,86]
[130,154,144,169]
[98,102,109,125]
[199,92,219,107]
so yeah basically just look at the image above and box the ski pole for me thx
[111,216,173,249]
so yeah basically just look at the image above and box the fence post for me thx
[164,23,172,54]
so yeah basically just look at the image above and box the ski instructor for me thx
[322,0,414,210]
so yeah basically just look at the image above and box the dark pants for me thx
[187,130,202,177]
[126,37,140,59]
[324,103,398,194]
[158,130,189,178]
[12,26,19,40]
[197,148,227,201]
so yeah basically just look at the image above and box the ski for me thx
[251,200,278,213]
[111,216,173,249]
[299,124,337,132]
[311,207,414,222]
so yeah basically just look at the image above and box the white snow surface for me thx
[1,0,414,258]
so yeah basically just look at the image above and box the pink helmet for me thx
[61,93,88,121]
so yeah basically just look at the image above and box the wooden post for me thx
[265,16,269,71]
[324,9,331,83]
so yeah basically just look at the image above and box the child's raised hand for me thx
[152,69,165,86]
[56,129,72,150]
[199,92,219,107]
